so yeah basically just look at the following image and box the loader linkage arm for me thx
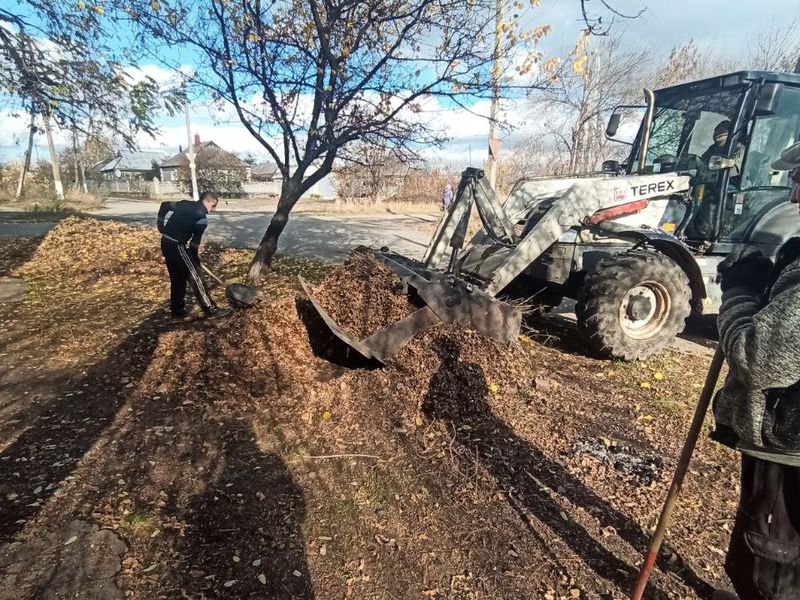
[424,168,517,270]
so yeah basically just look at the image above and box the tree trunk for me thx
[71,125,80,191]
[79,157,88,194]
[248,180,302,282]
[15,110,35,200]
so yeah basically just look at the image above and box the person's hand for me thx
[188,245,201,267]
[717,247,773,294]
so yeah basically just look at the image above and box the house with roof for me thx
[159,135,249,182]
[89,150,164,181]
[251,162,283,183]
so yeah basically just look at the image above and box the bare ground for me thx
[0,219,739,600]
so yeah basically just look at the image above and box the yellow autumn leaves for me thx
[76,2,104,14]
[640,371,666,389]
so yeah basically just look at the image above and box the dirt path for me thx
[0,221,739,599]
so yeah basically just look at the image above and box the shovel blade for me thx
[225,283,260,307]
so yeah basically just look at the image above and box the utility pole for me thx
[15,109,35,200]
[487,0,503,190]
[43,110,64,201]
[71,122,81,191]
[185,104,199,200]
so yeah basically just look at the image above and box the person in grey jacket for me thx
[712,141,800,600]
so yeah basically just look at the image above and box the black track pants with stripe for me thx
[161,238,215,314]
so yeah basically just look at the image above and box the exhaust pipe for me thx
[637,88,655,174]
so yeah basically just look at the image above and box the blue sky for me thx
[2,0,799,166]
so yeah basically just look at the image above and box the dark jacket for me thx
[157,200,208,251]
[713,239,800,466]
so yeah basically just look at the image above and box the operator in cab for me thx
[711,141,800,600]
[701,120,744,176]
[687,120,745,240]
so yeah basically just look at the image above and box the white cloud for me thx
[0,87,539,168]
[0,110,74,162]
[125,63,194,88]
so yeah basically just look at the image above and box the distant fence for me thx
[87,178,330,199]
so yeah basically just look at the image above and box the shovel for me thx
[201,264,261,307]
[630,346,725,599]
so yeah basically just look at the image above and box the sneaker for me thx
[171,309,188,319]
[205,307,233,319]
[711,591,739,600]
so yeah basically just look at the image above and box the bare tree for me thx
[496,136,569,194]
[332,141,412,203]
[748,16,800,73]
[530,35,650,173]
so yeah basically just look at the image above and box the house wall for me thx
[160,167,179,182]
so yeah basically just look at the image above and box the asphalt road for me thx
[0,199,435,262]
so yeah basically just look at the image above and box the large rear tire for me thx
[576,250,691,360]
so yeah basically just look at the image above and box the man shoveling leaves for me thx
[157,191,232,319]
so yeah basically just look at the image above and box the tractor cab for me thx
[610,71,800,255]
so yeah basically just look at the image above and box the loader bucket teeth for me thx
[298,276,386,363]
[299,276,442,364]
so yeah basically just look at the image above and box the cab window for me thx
[739,86,800,190]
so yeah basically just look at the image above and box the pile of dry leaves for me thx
[18,216,163,281]
[311,251,416,339]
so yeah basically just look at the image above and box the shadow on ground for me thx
[0,237,42,276]
[421,334,714,599]
[0,310,171,541]
[174,418,314,599]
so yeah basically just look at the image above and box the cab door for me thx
[717,85,800,246]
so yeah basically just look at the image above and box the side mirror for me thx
[606,113,621,138]
[755,83,783,116]
[708,155,737,171]
[602,160,620,173]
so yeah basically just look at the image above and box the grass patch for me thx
[332,497,361,521]
[1,190,105,218]
[284,446,312,467]
[362,467,397,506]
[124,511,156,530]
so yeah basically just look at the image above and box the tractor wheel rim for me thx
[619,281,671,340]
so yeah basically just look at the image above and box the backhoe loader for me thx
[303,70,800,361]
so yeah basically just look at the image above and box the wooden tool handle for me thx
[200,264,226,287]
[630,346,725,599]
